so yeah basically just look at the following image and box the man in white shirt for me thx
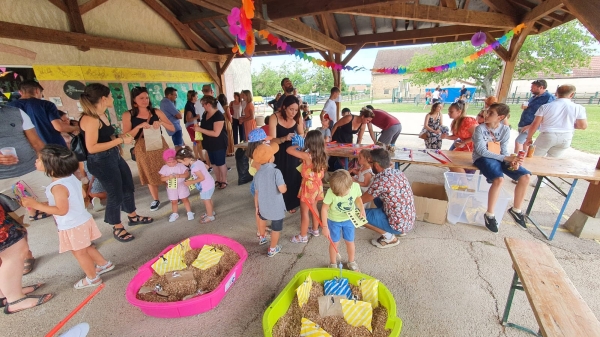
[525,84,587,158]
[431,88,441,104]
[194,84,224,116]
[320,87,340,131]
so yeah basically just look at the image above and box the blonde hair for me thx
[359,149,372,163]
[80,83,111,119]
[329,170,353,196]
[242,89,253,103]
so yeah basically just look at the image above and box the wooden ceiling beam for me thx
[47,0,68,12]
[319,15,331,38]
[561,0,600,42]
[338,3,518,28]
[341,43,364,66]
[482,0,519,17]
[0,20,226,62]
[324,13,340,40]
[178,10,225,24]
[340,24,504,45]
[349,14,359,35]
[0,43,37,60]
[521,0,563,23]
[313,15,326,35]
[209,19,236,45]
[370,17,377,34]
[64,0,90,51]
[485,31,509,61]
[507,0,534,10]
[79,0,109,14]
[190,0,345,53]
[265,0,409,20]
[391,18,397,32]
[440,0,458,9]
[198,21,226,48]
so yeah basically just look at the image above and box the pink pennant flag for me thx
[0,67,5,73]
[14,73,18,79]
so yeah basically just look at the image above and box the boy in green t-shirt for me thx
[321,170,365,272]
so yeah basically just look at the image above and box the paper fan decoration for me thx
[471,32,486,47]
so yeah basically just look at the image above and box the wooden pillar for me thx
[496,25,534,102]
[564,158,600,238]
[334,53,342,121]
[216,54,235,96]
[581,158,600,218]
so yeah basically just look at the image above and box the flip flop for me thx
[4,294,54,314]
[0,283,44,308]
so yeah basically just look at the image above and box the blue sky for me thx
[250,46,411,85]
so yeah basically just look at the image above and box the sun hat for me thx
[248,128,272,142]
[253,142,280,165]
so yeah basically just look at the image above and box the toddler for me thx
[159,148,193,222]
[22,145,115,289]
[247,128,272,241]
[321,170,365,271]
[177,147,216,223]
[316,115,332,142]
[253,142,287,257]
[351,149,373,207]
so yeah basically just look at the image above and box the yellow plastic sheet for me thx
[340,299,373,332]
[300,318,332,337]
[296,274,312,308]
[192,245,224,270]
[359,279,379,308]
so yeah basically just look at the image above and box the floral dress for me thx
[0,206,27,253]
[424,114,443,149]
[297,159,324,204]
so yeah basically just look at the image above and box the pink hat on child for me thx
[163,148,176,161]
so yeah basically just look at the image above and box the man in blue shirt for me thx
[515,79,555,152]
[8,80,78,147]
[159,87,184,151]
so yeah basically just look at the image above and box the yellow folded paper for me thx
[195,131,203,141]
[296,274,312,308]
[359,279,379,308]
[150,238,192,275]
[340,299,373,332]
[192,245,224,270]
[300,318,332,337]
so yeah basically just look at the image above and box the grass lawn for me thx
[338,99,600,154]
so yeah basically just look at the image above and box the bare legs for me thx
[71,245,108,280]
[329,241,355,264]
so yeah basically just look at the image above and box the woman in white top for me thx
[231,92,245,144]
[22,145,115,290]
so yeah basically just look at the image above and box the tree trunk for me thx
[480,68,502,97]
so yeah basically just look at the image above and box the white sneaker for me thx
[168,213,179,222]
[187,212,195,220]
[92,197,105,212]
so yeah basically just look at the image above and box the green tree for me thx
[407,21,597,96]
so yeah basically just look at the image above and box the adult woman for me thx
[0,206,53,313]
[80,84,152,242]
[240,90,257,141]
[230,92,245,144]
[422,102,444,149]
[442,100,478,173]
[218,94,235,157]
[268,95,304,213]
[184,90,204,161]
[196,95,229,189]
[329,107,374,170]
[122,86,175,211]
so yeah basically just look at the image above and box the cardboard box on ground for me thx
[412,182,449,225]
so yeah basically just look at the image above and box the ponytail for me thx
[80,83,111,119]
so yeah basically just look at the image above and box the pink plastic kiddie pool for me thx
[126,234,248,318]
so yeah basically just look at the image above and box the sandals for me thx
[4,294,54,314]
[371,235,400,249]
[217,182,228,189]
[29,210,50,221]
[1,283,44,308]
[199,214,215,223]
[128,214,153,226]
[74,276,102,290]
[308,228,320,237]
[96,261,115,275]
[288,208,298,214]
[23,258,35,275]
[290,234,308,243]
[113,227,134,242]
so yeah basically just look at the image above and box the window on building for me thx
[384,88,390,94]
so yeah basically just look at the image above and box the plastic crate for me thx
[443,172,512,225]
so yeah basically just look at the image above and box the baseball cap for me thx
[253,142,280,165]
[248,128,272,142]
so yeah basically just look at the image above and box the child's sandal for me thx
[290,234,308,243]
[74,276,102,289]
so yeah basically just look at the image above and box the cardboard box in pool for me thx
[125,234,248,318]
[262,268,403,337]
[412,182,448,225]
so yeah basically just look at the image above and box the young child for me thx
[316,114,332,142]
[159,149,194,222]
[421,102,444,149]
[84,161,106,212]
[253,142,287,257]
[472,103,530,233]
[247,128,272,241]
[177,147,216,223]
[21,145,115,289]
[286,130,328,243]
[351,149,373,207]
[321,170,365,271]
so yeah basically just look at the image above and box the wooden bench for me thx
[502,237,600,336]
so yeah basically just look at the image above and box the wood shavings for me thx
[136,244,240,302]
[272,281,391,337]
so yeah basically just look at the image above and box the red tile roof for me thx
[533,56,600,79]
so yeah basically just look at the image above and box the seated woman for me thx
[442,100,478,174]
[328,107,374,171]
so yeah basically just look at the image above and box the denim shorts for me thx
[170,130,184,147]
[249,180,255,196]
[200,187,214,200]
[474,157,531,183]
[305,119,312,128]
[258,213,283,231]
[515,127,529,145]
[207,149,226,166]
[327,219,355,242]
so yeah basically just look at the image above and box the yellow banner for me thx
[33,65,211,82]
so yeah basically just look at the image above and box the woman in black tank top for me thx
[329,108,375,171]
[80,84,153,243]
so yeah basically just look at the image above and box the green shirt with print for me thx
[323,182,362,222]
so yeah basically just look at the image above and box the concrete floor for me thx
[4,114,600,337]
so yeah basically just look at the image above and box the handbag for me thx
[0,193,21,212]
[70,132,88,161]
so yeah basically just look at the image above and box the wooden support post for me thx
[496,24,534,102]
[217,54,235,96]
[334,53,342,121]
[581,158,600,218]
[564,158,600,239]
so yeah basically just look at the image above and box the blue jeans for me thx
[365,198,402,235]
[170,130,184,147]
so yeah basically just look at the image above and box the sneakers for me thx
[96,261,115,275]
[258,236,268,245]
[208,167,213,173]
[484,214,499,233]
[168,213,179,222]
[92,197,105,212]
[187,212,195,221]
[178,200,183,205]
[329,263,338,269]
[371,235,400,249]
[150,200,160,211]
[347,261,360,272]
[227,167,232,171]
[308,228,320,237]
[267,245,281,257]
[508,208,527,230]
